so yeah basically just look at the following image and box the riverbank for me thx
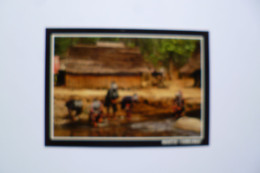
[53,79,202,136]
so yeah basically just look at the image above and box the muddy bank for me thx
[54,93,201,124]
[53,81,202,136]
[54,116,200,137]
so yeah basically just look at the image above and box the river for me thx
[54,116,200,137]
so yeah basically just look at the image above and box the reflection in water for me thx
[54,117,200,137]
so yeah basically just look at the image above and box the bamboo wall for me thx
[66,74,142,89]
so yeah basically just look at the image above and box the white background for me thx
[0,0,260,173]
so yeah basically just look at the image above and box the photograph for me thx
[45,29,209,146]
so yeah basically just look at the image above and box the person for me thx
[104,82,119,118]
[191,69,201,87]
[121,94,138,119]
[65,96,83,121]
[172,91,185,118]
[89,98,104,127]
[151,69,164,87]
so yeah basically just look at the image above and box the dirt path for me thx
[53,78,202,136]
[54,78,201,103]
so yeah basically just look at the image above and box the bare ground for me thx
[53,78,202,135]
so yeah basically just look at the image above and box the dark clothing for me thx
[66,100,83,116]
[105,89,119,114]
[90,109,103,124]
[174,97,184,107]
[105,89,119,106]
[109,103,117,113]
[89,101,103,125]
[121,96,135,118]
[172,97,185,117]
[121,96,133,110]
[191,70,201,87]
[151,70,163,78]
[56,70,66,86]
[151,70,164,87]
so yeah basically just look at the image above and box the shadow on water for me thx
[186,109,201,119]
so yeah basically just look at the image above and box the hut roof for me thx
[66,44,150,74]
[179,52,201,74]
[96,41,125,48]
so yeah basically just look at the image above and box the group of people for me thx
[65,82,185,127]
[89,82,139,126]
[65,82,139,127]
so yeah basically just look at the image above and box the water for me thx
[54,116,200,137]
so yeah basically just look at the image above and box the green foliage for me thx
[54,37,199,69]
[125,38,198,69]
[158,39,198,68]
[54,38,72,56]
[78,37,99,44]
[54,37,120,56]
[55,38,82,56]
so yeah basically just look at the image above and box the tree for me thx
[55,37,99,56]
[158,39,198,79]
[126,38,198,79]
[54,37,198,80]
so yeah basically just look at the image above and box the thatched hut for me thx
[179,51,201,87]
[65,42,150,89]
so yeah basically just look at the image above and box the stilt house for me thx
[65,42,150,89]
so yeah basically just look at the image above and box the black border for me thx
[45,28,210,147]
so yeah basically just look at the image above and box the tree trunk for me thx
[168,58,173,80]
